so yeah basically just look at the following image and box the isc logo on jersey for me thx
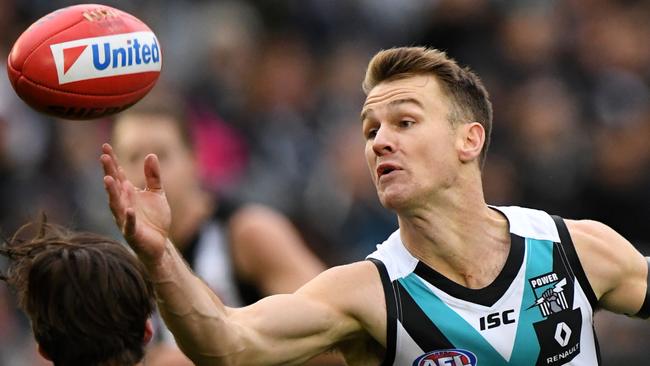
[413,349,477,366]
[49,31,161,84]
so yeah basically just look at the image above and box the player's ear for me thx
[37,343,51,361]
[143,318,154,345]
[457,122,485,163]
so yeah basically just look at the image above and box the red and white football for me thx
[7,4,162,120]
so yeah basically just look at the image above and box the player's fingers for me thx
[102,142,112,155]
[120,181,139,238]
[102,143,118,171]
[103,143,127,183]
[144,154,163,191]
[124,207,137,239]
[102,143,117,161]
[103,175,125,225]
[100,153,117,180]
[117,165,128,184]
[100,153,124,193]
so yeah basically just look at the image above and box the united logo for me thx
[49,31,161,84]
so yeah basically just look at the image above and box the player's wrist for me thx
[142,239,178,282]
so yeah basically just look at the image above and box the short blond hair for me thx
[363,47,493,167]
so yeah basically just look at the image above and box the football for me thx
[7,4,162,120]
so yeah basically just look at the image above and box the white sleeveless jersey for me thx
[193,220,245,307]
[159,219,245,344]
[367,206,601,366]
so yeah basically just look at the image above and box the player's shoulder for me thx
[564,219,632,262]
[565,219,620,241]
[229,202,283,227]
[304,261,382,292]
[564,218,635,265]
[564,219,643,299]
[227,203,298,251]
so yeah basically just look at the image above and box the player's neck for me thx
[397,181,510,289]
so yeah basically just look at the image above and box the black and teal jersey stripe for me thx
[367,206,600,366]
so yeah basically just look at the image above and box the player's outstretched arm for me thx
[100,143,370,365]
[566,219,648,317]
[162,264,370,365]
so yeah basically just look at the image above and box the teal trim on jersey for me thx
[398,238,557,366]
[508,238,553,365]
[398,274,509,365]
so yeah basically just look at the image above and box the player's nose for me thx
[372,127,395,156]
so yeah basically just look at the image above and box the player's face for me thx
[361,75,461,211]
[112,114,197,212]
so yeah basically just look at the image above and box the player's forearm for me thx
[148,240,246,363]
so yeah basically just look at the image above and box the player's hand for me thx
[100,143,171,267]
[542,288,557,301]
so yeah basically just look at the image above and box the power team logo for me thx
[413,349,477,366]
[527,272,583,365]
[527,272,569,317]
[50,31,161,84]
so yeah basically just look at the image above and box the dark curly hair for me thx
[0,217,155,366]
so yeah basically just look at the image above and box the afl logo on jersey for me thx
[413,349,477,366]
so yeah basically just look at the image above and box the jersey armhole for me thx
[551,215,599,310]
[367,258,397,366]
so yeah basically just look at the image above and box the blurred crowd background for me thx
[0,0,649,364]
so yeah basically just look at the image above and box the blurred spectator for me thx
[304,121,397,264]
[580,113,650,252]
[235,34,321,215]
[506,75,590,217]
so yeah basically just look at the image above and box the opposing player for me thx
[101,47,649,365]
[0,218,155,366]
[108,92,340,365]
[110,91,324,308]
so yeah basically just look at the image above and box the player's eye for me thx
[399,120,414,128]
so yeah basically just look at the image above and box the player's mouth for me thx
[377,163,402,180]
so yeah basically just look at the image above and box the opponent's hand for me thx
[100,143,171,267]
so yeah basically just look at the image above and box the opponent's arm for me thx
[565,219,648,317]
[229,203,325,295]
